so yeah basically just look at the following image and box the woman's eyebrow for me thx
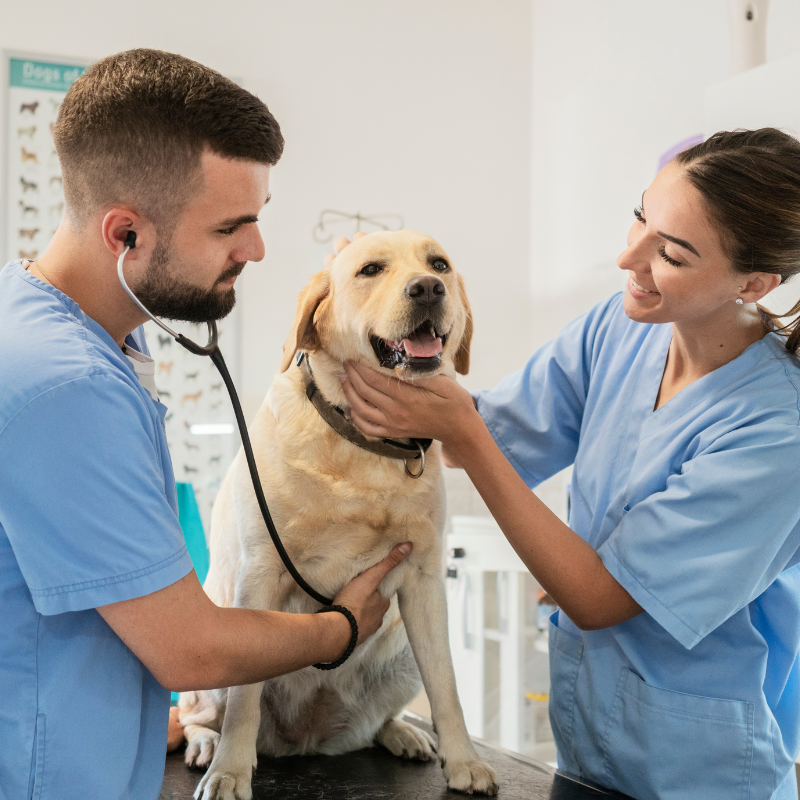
[643,190,702,258]
[657,231,701,258]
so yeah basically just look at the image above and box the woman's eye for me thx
[359,263,382,276]
[633,206,645,224]
[432,259,449,272]
[658,246,683,267]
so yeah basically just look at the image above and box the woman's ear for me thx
[743,272,782,304]
[453,273,473,376]
[280,270,331,372]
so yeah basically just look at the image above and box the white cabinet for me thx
[446,515,556,764]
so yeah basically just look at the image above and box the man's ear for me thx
[453,273,473,376]
[101,207,151,258]
[280,270,331,372]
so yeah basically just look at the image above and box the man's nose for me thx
[405,275,446,306]
[239,225,265,263]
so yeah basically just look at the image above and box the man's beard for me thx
[132,238,244,323]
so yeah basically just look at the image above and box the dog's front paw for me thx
[194,751,257,800]
[376,718,437,761]
[442,756,498,796]
[184,727,220,769]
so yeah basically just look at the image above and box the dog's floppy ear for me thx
[280,270,331,372]
[453,273,473,376]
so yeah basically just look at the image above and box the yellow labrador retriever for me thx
[179,230,498,799]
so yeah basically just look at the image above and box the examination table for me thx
[160,714,632,799]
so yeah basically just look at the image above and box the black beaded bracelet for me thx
[313,605,359,670]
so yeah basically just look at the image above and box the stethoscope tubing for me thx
[117,246,334,606]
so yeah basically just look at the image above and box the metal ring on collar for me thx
[404,440,426,479]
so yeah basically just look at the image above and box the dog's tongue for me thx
[401,329,442,358]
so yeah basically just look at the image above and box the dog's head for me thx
[280,230,472,378]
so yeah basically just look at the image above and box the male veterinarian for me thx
[0,49,411,800]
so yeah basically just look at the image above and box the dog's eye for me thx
[359,263,383,276]
[432,259,449,272]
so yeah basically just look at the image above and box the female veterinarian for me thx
[342,128,800,800]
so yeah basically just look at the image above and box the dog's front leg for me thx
[398,572,498,796]
[194,681,261,800]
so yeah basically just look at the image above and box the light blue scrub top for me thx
[475,293,800,800]
[0,262,194,800]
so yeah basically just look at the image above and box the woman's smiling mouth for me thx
[629,276,660,296]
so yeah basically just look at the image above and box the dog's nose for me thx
[405,276,445,306]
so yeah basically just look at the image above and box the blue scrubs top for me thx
[475,293,800,800]
[0,262,194,800]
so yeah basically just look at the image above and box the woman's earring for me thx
[736,286,744,305]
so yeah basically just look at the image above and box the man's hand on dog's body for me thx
[333,541,413,646]
[97,543,411,691]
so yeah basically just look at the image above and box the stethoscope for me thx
[117,230,333,606]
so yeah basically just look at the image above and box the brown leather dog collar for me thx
[296,351,431,478]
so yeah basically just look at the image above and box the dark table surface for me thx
[160,715,632,800]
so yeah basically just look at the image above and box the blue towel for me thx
[176,481,209,584]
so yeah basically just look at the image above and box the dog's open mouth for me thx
[371,322,448,372]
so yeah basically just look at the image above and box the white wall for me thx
[10,1,800,408]
[528,0,800,349]
[0,0,532,421]
[5,2,800,404]
[6,1,800,511]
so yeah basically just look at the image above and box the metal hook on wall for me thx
[727,0,770,76]
[312,210,405,243]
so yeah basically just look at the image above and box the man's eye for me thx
[359,264,383,276]
[219,226,239,236]
[432,259,449,272]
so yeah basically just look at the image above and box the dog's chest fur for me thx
[217,365,446,614]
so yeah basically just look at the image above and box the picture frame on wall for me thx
[0,50,90,266]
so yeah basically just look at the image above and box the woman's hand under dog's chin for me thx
[340,360,480,452]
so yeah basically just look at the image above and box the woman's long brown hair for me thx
[676,128,800,356]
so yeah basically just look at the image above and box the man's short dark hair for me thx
[54,48,284,231]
